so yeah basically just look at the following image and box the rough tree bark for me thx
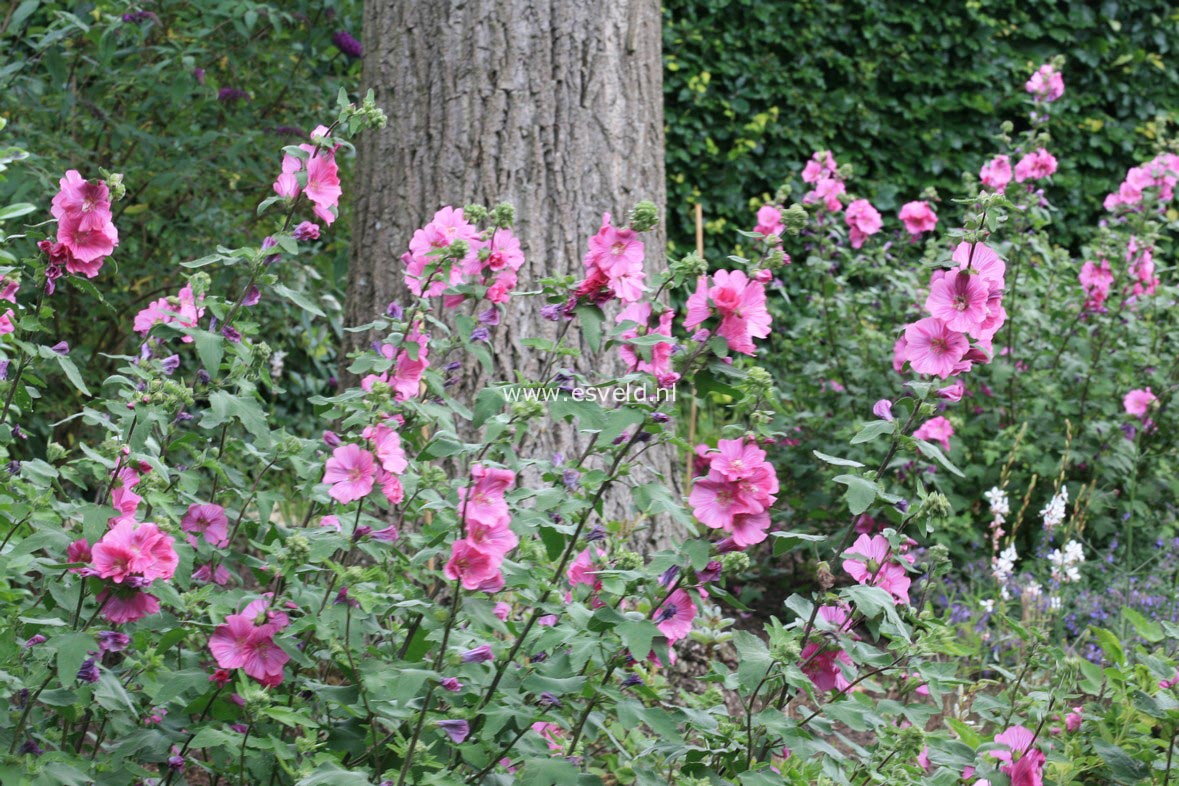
[345,0,683,550]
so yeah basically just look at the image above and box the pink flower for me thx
[98,588,160,624]
[133,284,205,342]
[459,464,515,531]
[273,172,299,198]
[322,444,377,503]
[91,520,178,584]
[802,150,837,184]
[913,416,954,452]
[990,725,1036,765]
[902,317,969,379]
[577,212,646,304]
[1064,706,1082,732]
[51,170,118,267]
[1123,388,1157,419]
[405,207,482,297]
[193,562,231,585]
[1079,259,1113,310]
[842,534,911,604]
[689,438,778,548]
[1014,149,1057,182]
[754,205,784,239]
[444,538,503,591]
[873,399,894,421]
[376,470,405,505]
[898,201,938,235]
[531,722,565,752]
[980,155,1012,191]
[567,548,602,590]
[683,270,771,356]
[209,605,290,687]
[0,309,13,335]
[181,503,230,548]
[800,626,853,693]
[616,302,678,384]
[57,212,118,264]
[393,328,431,400]
[844,199,882,248]
[1026,64,1064,102]
[364,422,408,474]
[925,270,991,334]
[304,154,342,226]
[805,176,845,212]
[654,588,696,643]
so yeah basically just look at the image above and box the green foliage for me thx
[664,0,1179,256]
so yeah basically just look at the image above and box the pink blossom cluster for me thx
[402,207,525,304]
[570,212,646,306]
[321,421,409,513]
[1103,153,1179,211]
[979,155,1013,191]
[683,270,771,356]
[1014,149,1058,183]
[801,150,845,212]
[1124,387,1157,419]
[898,201,938,236]
[1125,236,1159,297]
[688,438,779,548]
[43,171,120,280]
[0,277,16,336]
[1025,63,1064,102]
[209,596,291,687]
[133,283,206,342]
[1078,258,1113,311]
[800,603,855,691]
[989,725,1046,786]
[753,205,785,241]
[445,465,518,591]
[844,198,883,248]
[842,533,914,605]
[361,326,431,401]
[272,125,342,226]
[894,241,1007,379]
[653,587,697,645]
[65,466,180,625]
[615,303,679,387]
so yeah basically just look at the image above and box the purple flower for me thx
[651,412,670,424]
[621,674,643,688]
[161,355,181,375]
[0,359,8,380]
[292,221,320,242]
[241,286,261,307]
[460,644,493,663]
[332,30,364,59]
[50,341,69,355]
[221,325,242,343]
[658,565,679,587]
[23,634,46,648]
[445,361,462,373]
[440,677,463,692]
[77,657,100,684]
[196,368,211,385]
[470,327,490,342]
[435,719,469,744]
[322,430,342,447]
[193,68,206,85]
[17,739,42,757]
[540,304,563,322]
[691,328,711,342]
[872,399,894,421]
[385,301,404,319]
[371,525,400,542]
[7,460,20,476]
[697,560,722,583]
[585,525,606,543]
[97,631,130,653]
[478,308,500,326]
[168,753,185,772]
[217,87,250,104]
[538,691,562,708]
[562,469,581,491]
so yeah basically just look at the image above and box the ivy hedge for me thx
[664,0,1179,256]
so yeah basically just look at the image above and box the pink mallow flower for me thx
[688,438,778,548]
[980,155,1012,191]
[654,588,696,644]
[91,520,179,584]
[913,415,954,452]
[51,170,118,266]
[683,270,771,356]
[404,206,481,297]
[844,199,882,248]
[898,201,938,235]
[444,538,504,591]
[575,212,646,304]
[322,444,377,503]
[1014,149,1057,182]
[1078,259,1113,311]
[363,422,408,474]
[209,599,291,687]
[989,725,1046,786]
[925,270,991,334]
[842,534,912,605]
[1123,388,1157,419]
[754,205,784,239]
[616,302,679,387]
[181,503,230,548]
[1026,64,1064,102]
[133,284,205,343]
[902,317,969,379]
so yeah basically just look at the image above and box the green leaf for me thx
[1122,608,1164,644]
[1091,626,1125,667]
[194,331,224,374]
[813,450,864,468]
[575,305,604,352]
[915,439,964,477]
[833,474,877,515]
[472,387,505,428]
[264,706,320,728]
[733,630,773,693]
[851,419,895,444]
[0,202,35,221]
[1093,739,1150,783]
[272,282,326,318]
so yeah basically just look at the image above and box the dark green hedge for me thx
[664,0,1179,256]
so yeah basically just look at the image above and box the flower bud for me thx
[628,200,659,232]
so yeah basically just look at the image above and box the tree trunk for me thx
[345,0,683,550]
